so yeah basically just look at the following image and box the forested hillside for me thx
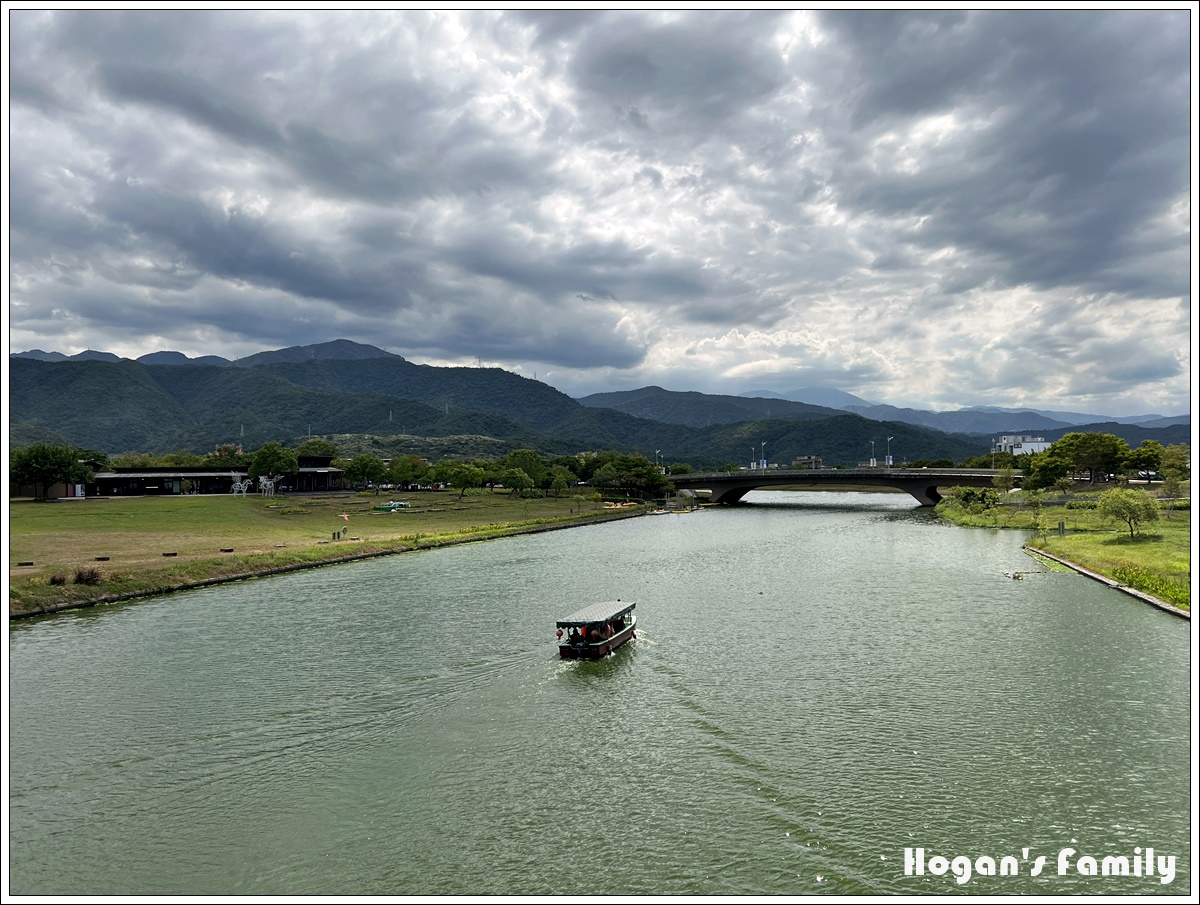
[43,339,1195,468]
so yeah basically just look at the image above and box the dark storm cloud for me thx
[93,181,413,310]
[93,62,546,205]
[569,13,788,134]
[517,10,595,46]
[816,10,1190,301]
[446,233,709,307]
[7,10,1191,415]
[97,64,283,150]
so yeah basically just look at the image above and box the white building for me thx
[994,434,1052,455]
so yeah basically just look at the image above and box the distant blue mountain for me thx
[580,386,843,427]
[741,387,876,409]
[232,339,400,367]
[960,405,1177,427]
[68,350,124,362]
[12,349,69,362]
[14,348,124,363]
[845,404,1072,435]
[137,351,233,367]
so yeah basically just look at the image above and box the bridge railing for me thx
[676,468,1009,479]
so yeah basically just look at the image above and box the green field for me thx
[8,491,642,617]
[936,494,1191,610]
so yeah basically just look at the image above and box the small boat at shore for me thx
[556,601,636,659]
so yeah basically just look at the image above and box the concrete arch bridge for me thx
[670,468,1015,507]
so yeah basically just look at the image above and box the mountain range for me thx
[10,340,1189,466]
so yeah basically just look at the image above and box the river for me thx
[7,492,1191,895]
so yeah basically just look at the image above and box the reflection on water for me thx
[8,492,1190,895]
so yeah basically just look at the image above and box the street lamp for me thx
[751,447,755,470]
[760,442,766,470]
[887,436,894,468]
[870,440,876,467]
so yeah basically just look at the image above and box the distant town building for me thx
[790,455,823,469]
[993,434,1052,455]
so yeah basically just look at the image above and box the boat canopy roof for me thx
[556,600,635,628]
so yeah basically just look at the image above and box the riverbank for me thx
[935,498,1190,614]
[1025,545,1189,619]
[8,493,651,619]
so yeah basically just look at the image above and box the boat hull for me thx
[558,624,635,659]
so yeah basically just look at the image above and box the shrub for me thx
[1110,564,1190,609]
[73,566,103,585]
[49,574,67,586]
[946,486,999,510]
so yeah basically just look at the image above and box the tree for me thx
[1124,440,1164,481]
[588,454,673,498]
[946,486,998,513]
[11,444,96,500]
[112,451,157,468]
[1052,432,1129,484]
[446,463,485,499]
[1098,488,1159,539]
[296,438,339,459]
[501,467,533,497]
[158,449,205,467]
[390,455,429,490]
[548,465,575,497]
[249,441,299,480]
[1161,443,1189,480]
[962,451,1016,469]
[504,449,547,489]
[992,466,1016,495]
[206,444,249,467]
[1160,471,1183,519]
[344,453,387,489]
[1022,449,1072,491]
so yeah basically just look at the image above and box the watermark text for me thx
[903,846,1176,885]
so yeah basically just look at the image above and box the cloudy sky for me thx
[7,9,1194,415]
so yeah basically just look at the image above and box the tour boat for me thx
[556,601,636,659]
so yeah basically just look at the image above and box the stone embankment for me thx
[1025,545,1189,619]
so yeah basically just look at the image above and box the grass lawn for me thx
[8,491,635,616]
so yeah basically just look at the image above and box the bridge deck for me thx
[670,468,1012,507]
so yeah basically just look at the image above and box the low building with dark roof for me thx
[92,467,250,496]
[90,456,345,496]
